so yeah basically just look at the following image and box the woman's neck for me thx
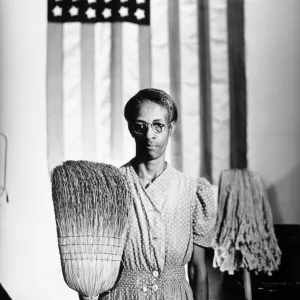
[131,156,167,187]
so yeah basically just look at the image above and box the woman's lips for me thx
[146,143,157,148]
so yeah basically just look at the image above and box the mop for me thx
[212,169,281,299]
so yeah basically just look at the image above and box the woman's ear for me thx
[169,122,176,136]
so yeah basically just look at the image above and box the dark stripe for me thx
[46,23,64,170]
[81,24,96,160]
[139,25,152,89]
[110,23,123,162]
[227,0,248,168]
[197,0,212,182]
[168,0,183,171]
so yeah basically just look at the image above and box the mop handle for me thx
[243,268,252,300]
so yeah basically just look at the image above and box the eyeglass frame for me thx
[130,121,172,135]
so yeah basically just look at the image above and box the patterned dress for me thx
[100,161,216,300]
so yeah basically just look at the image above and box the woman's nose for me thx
[146,124,156,138]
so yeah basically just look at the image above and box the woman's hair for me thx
[124,88,178,124]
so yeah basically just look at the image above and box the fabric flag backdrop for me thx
[47,0,247,184]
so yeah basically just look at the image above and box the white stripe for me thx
[110,23,124,164]
[122,23,139,165]
[151,0,170,94]
[94,23,112,164]
[209,0,230,183]
[63,23,82,161]
[180,0,201,178]
[151,0,172,163]
[46,23,64,171]
[81,24,96,161]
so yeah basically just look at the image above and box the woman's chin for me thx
[141,151,161,161]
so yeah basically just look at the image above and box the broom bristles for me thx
[51,160,132,298]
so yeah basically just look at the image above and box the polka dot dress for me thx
[100,162,216,300]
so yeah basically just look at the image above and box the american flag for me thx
[47,0,247,184]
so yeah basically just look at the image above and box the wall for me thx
[246,0,300,224]
[0,0,75,299]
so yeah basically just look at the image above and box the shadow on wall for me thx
[268,163,300,224]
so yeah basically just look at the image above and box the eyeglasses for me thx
[132,121,171,135]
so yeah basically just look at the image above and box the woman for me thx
[102,88,216,300]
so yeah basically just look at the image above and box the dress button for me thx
[152,270,159,278]
[142,287,148,292]
[152,284,158,291]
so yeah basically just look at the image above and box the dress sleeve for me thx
[193,177,216,247]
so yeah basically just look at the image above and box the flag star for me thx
[134,8,145,20]
[52,6,63,17]
[136,0,146,4]
[87,0,97,3]
[121,0,129,2]
[119,6,129,18]
[102,8,112,19]
[69,6,79,16]
[104,0,112,3]
[86,7,96,18]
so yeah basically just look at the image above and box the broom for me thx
[212,169,281,300]
[51,160,132,300]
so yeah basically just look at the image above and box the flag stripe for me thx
[47,23,64,170]
[110,23,123,163]
[122,23,139,163]
[139,25,152,89]
[227,0,247,168]
[81,24,96,160]
[168,0,183,171]
[197,0,213,182]
[180,1,201,178]
[151,0,172,163]
[210,0,230,184]
[95,23,112,163]
[151,0,170,93]
[63,23,82,161]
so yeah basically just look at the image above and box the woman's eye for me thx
[133,123,147,133]
[153,123,164,129]
[136,123,145,129]
[152,123,164,132]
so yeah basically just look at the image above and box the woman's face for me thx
[130,102,175,161]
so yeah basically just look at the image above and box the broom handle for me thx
[82,296,99,300]
[243,268,252,300]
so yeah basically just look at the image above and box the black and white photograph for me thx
[0,0,299,299]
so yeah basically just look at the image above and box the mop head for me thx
[51,160,132,300]
[212,169,281,275]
